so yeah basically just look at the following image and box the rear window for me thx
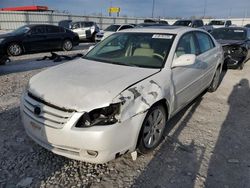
[105,25,120,32]
[47,26,60,33]
[209,20,225,26]
[83,22,94,27]
[211,28,247,40]
[173,20,192,27]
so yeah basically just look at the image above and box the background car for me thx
[244,24,250,28]
[173,19,213,32]
[0,24,79,56]
[173,19,204,27]
[208,19,232,28]
[211,27,250,69]
[144,19,169,25]
[95,24,134,42]
[70,21,99,42]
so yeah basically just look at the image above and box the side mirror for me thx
[172,54,196,68]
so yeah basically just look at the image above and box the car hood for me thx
[28,58,159,112]
[217,39,245,46]
[103,31,115,39]
[0,33,13,39]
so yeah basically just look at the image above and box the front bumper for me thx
[20,93,145,163]
[95,35,103,42]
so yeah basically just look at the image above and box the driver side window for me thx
[175,33,198,58]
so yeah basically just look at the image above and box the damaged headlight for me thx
[75,103,121,128]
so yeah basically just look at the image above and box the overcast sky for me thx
[1,0,250,18]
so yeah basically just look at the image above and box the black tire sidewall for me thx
[137,104,167,154]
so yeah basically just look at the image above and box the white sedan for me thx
[95,24,134,42]
[20,26,224,163]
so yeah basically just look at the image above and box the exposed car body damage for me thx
[211,27,250,69]
[113,76,167,122]
[222,42,248,68]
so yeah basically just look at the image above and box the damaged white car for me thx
[20,26,224,163]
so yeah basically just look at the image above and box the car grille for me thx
[23,92,74,129]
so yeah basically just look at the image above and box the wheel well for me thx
[135,98,169,149]
[63,38,72,42]
[151,98,169,119]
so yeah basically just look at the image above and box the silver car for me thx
[71,21,99,41]
[20,26,224,163]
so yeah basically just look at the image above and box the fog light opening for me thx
[87,150,98,157]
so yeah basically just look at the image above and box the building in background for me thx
[0,5,49,12]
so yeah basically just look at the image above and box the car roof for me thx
[175,19,201,21]
[118,26,202,35]
[209,19,230,21]
[25,24,59,28]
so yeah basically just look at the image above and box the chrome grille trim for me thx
[23,93,74,129]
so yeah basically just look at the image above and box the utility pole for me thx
[228,8,232,18]
[203,0,207,18]
[151,0,155,18]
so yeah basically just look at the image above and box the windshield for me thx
[209,20,225,25]
[173,20,192,26]
[84,32,175,69]
[105,25,120,32]
[12,25,30,34]
[211,28,247,40]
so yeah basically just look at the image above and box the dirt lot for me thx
[0,54,250,188]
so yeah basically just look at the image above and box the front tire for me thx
[138,104,167,154]
[7,43,22,56]
[208,67,221,92]
[62,39,73,51]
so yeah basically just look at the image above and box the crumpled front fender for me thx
[112,78,165,122]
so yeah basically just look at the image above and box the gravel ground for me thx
[0,56,250,188]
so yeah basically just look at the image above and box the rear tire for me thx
[7,43,22,56]
[137,104,167,154]
[208,67,221,92]
[62,39,73,51]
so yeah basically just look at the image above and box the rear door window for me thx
[195,32,215,54]
[71,22,81,29]
[84,22,94,27]
[47,25,60,33]
[31,26,46,35]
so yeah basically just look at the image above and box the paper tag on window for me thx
[152,34,173,39]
